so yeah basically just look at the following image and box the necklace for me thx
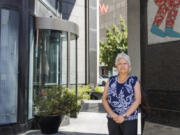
[118,74,129,83]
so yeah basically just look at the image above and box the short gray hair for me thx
[115,52,132,72]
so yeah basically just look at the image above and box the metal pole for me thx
[137,108,142,135]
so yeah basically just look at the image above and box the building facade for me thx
[99,0,127,42]
[128,0,180,127]
[0,0,99,134]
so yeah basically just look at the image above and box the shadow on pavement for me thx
[24,130,107,135]
[80,102,106,113]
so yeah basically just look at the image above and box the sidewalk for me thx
[143,122,180,135]
[60,112,108,135]
[20,100,180,135]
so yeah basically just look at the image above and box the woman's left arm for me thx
[124,81,141,117]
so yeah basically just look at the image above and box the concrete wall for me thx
[140,0,180,127]
[89,0,99,86]
[67,0,86,84]
[64,0,99,86]
[128,0,180,127]
[127,0,141,79]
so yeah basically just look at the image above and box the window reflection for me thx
[33,30,78,116]
[33,30,68,88]
[46,0,56,8]
[41,0,61,15]
[61,33,67,85]
[34,30,59,86]
[0,9,19,124]
[28,16,34,119]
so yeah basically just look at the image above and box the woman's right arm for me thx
[102,81,118,119]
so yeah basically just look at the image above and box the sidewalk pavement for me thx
[20,100,180,135]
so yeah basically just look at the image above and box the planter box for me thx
[38,115,62,134]
[32,114,70,130]
[90,92,102,100]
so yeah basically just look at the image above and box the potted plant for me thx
[34,85,80,134]
[90,86,104,100]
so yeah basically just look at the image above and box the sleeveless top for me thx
[107,74,139,121]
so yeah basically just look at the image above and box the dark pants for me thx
[108,118,145,135]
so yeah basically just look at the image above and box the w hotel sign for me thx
[99,3,109,14]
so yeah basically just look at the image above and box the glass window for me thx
[34,30,60,86]
[28,16,35,119]
[41,0,59,13]
[46,0,56,8]
[60,32,68,85]
[70,33,77,86]
[33,30,69,114]
[33,30,68,88]
[33,30,77,116]
[0,9,20,124]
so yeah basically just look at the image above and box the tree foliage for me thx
[100,17,128,69]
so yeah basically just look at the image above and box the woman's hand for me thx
[111,113,118,119]
[113,115,125,123]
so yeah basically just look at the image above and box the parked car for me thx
[98,75,109,86]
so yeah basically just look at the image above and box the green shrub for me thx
[34,85,80,116]
[94,86,104,93]
[77,85,91,101]
[69,85,92,106]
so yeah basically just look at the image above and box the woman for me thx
[102,52,142,135]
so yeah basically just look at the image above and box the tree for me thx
[100,17,128,70]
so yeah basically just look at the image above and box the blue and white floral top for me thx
[107,74,139,121]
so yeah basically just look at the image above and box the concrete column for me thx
[88,0,99,87]
[127,0,141,79]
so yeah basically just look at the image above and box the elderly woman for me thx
[102,52,141,135]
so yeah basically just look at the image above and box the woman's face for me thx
[116,58,130,74]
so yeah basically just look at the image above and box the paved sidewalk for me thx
[19,112,108,135]
[60,111,180,135]
[20,100,180,135]
[143,122,180,135]
[60,112,108,135]
[20,112,180,135]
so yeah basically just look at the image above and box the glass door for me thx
[34,30,60,87]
